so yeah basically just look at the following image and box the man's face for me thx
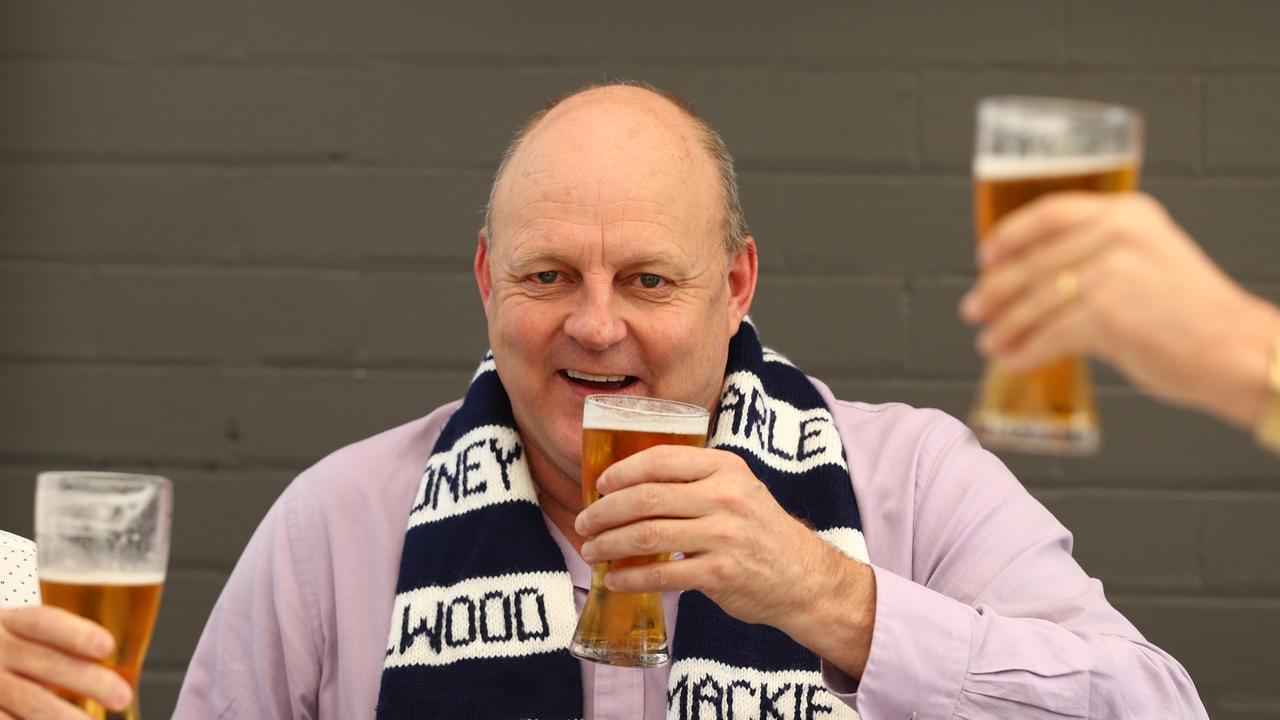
[476,88,756,487]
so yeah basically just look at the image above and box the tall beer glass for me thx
[969,96,1144,455]
[570,395,709,667]
[35,472,172,720]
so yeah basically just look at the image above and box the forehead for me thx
[491,89,722,252]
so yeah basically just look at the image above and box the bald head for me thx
[483,82,749,259]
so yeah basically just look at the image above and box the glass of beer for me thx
[969,96,1144,455]
[569,394,709,667]
[35,472,172,720]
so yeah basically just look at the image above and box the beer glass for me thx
[969,96,1144,455]
[570,395,709,667]
[35,472,172,720]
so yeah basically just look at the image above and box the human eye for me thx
[636,273,666,290]
[530,270,560,285]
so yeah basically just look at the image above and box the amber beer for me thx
[35,472,172,720]
[570,395,709,667]
[971,158,1139,452]
[969,97,1144,455]
[40,573,164,719]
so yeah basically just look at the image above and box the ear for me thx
[475,230,493,315]
[726,235,758,335]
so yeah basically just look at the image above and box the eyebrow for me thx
[508,247,685,272]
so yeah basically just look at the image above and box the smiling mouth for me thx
[561,369,639,392]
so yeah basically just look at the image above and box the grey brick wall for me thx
[1,2,1277,716]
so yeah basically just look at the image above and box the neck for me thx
[522,437,589,555]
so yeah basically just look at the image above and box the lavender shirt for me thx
[174,379,1207,719]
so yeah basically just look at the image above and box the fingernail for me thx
[595,473,609,493]
[978,243,998,266]
[604,572,618,590]
[93,631,115,657]
[960,291,982,321]
[573,512,588,535]
[111,682,133,710]
[977,331,996,355]
[580,541,594,561]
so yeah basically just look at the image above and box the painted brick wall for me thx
[1,2,1277,716]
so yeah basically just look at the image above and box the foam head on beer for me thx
[581,394,711,437]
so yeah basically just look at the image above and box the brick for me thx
[777,177,974,276]
[244,0,783,60]
[822,378,1083,483]
[648,68,915,170]
[136,671,184,720]
[788,0,1063,65]
[919,71,1200,173]
[95,268,361,363]
[1031,489,1201,591]
[909,279,983,380]
[1144,179,1280,283]
[0,1,243,57]
[1215,698,1280,720]
[0,365,235,463]
[361,67,916,170]
[1068,0,1280,68]
[0,467,35,537]
[232,370,471,464]
[1112,596,1280,694]
[0,167,239,263]
[0,62,361,158]
[738,175,783,273]
[751,276,906,379]
[363,272,488,368]
[1072,388,1278,483]
[167,469,293,568]
[0,266,94,357]
[359,67,629,166]
[1205,494,1280,592]
[1206,77,1280,172]
[238,170,490,269]
[145,568,226,667]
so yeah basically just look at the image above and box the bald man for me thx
[142,84,1211,719]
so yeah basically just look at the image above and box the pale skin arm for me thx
[0,606,132,720]
[573,444,877,679]
[961,191,1280,430]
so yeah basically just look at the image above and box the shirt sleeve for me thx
[172,485,324,720]
[826,416,1208,720]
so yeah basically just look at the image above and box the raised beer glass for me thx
[570,395,709,667]
[35,472,172,720]
[969,96,1144,455]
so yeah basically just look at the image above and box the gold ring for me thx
[1056,268,1080,305]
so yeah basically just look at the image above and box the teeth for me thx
[566,370,629,383]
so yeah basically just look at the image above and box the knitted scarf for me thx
[377,323,866,719]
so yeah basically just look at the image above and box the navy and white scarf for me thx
[377,323,867,719]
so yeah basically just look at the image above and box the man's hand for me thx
[574,444,876,678]
[961,191,1280,429]
[0,606,132,720]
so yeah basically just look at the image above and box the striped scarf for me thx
[377,323,866,719]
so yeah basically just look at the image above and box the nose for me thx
[563,281,626,351]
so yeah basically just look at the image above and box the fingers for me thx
[575,481,709,537]
[976,265,1081,357]
[964,223,1111,326]
[3,639,132,712]
[602,555,705,593]
[2,607,114,660]
[595,445,730,494]
[0,672,95,720]
[980,192,1110,266]
[1001,303,1091,371]
[581,517,717,564]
